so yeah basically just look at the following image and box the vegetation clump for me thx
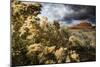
[11,0,96,66]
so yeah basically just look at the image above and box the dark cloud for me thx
[40,2,96,24]
[62,4,96,20]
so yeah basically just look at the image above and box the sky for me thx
[39,2,96,26]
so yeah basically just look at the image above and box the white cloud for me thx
[40,3,74,21]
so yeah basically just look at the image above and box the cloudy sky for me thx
[39,2,96,26]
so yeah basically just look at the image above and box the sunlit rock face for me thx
[69,20,95,29]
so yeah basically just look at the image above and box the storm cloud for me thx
[40,2,96,24]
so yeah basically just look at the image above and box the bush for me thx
[11,0,96,66]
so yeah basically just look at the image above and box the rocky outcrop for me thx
[69,21,95,29]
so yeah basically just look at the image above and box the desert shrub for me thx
[11,0,96,66]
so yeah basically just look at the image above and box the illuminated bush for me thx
[11,0,96,66]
